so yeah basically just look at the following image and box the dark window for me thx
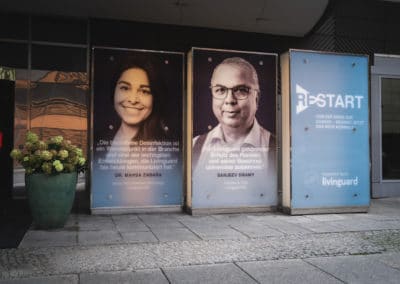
[0,13,29,40]
[32,16,87,44]
[0,42,28,68]
[32,45,86,72]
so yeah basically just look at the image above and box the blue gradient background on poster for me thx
[92,152,182,207]
[290,50,370,208]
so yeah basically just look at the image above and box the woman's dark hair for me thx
[110,54,169,141]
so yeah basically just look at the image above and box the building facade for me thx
[1,0,400,212]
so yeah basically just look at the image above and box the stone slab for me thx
[138,215,185,229]
[258,219,313,235]
[163,263,257,284]
[292,221,345,233]
[18,231,77,248]
[0,274,78,284]
[151,228,200,242]
[326,219,400,232]
[79,269,168,284]
[112,216,149,233]
[237,259,341,284]
[178,216,221,229]
[78,230,122,245]
[304,214,347,222]
[76,216,115,231]
[307,254,400,284]
[229,223,283,238]
[121,231,158,243]
[188,226,248,240]
[375,252,400,270]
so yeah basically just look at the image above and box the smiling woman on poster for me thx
[105,59,170,162]
[91,48,184,210]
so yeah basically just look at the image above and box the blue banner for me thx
[290,50,370,208]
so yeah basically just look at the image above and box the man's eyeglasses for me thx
[210,85,258,100]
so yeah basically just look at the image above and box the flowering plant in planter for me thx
[10,131,86,175]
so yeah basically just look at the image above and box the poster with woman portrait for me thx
[189,48,277,212]
[91,47,184,212]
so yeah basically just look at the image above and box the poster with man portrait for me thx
[91,47,184,212]
[188,48,278,212]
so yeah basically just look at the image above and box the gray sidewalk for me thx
[1,198,400,283]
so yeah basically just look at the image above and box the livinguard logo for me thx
[295,84,364,114]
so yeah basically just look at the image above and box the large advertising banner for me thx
[287,50,370,211]
[91,48,183,211]
[189,48,277,211]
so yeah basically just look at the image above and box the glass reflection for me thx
[29,70,88,154]
[14,69,29,151]
[13,70,88,192]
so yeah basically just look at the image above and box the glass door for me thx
[381,78,400,180]
[371,54,400,197]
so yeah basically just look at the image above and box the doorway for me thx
[371,54,400,197]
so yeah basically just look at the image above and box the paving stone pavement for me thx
[0,197,400,283]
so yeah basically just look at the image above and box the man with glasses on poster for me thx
[193,57,275,177]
